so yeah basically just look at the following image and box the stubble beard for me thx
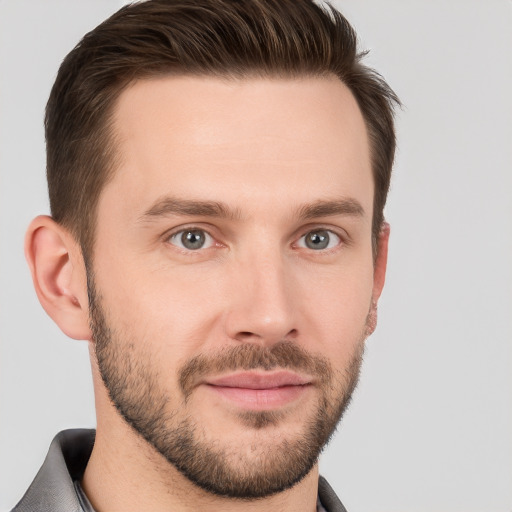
[88,275,367,499]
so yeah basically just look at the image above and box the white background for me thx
[1,1,511,511]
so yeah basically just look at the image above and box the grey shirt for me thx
[11,430,348,512]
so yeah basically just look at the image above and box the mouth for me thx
[202,371,314,410]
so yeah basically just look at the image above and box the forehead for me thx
[103,75,372,218]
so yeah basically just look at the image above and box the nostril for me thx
[280,329,299,342]
[236,331,258,340]
[234,329,298,343]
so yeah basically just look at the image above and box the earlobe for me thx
[25,215,91,340]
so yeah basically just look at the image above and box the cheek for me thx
[96,259,226,356]
[94,241,375,367]
[297,261,374,353]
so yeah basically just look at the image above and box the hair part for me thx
[46,0,400,259]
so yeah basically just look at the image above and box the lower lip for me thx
[204,384,311,410]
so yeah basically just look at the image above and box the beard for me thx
[88,274,367,500]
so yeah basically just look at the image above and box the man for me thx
[13,0,399,510]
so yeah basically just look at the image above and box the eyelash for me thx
[164,226,346,254]
[294,229,342,252]
[166,227,218,253]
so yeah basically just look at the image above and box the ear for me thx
[372,222,390,301]
[25,215,91,340]
[366,222,390,336]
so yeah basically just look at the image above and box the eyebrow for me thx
[139,197,242,222]
[296,198,365,220]
[138,196,365,223]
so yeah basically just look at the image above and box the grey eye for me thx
[298,230,340,250]
[169,229,213,250]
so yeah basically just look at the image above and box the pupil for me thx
[306,230,329,250]
[182,230,205,250]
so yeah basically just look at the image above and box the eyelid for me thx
[161,223,348,253]
[165,225,218,251]
[294,226,347,251]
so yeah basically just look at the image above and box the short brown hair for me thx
[46,0,399,257]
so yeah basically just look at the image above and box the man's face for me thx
[89,76,382,498]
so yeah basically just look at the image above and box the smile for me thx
[203,371,313,410]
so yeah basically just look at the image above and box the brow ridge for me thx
[297,198,365,220]
[139,196,365,223]
[139,197,242,221]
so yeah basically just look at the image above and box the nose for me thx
[224,250,298,346]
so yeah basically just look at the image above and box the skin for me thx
[25,75,389,512]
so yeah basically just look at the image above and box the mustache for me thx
[179,341,333,399]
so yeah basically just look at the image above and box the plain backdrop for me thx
[1,1,511,511]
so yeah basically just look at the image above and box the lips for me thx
[206,370,311,389]
[203,371,313,410]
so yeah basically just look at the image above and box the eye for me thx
[168,229,214,251]
[297,229,341,251]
